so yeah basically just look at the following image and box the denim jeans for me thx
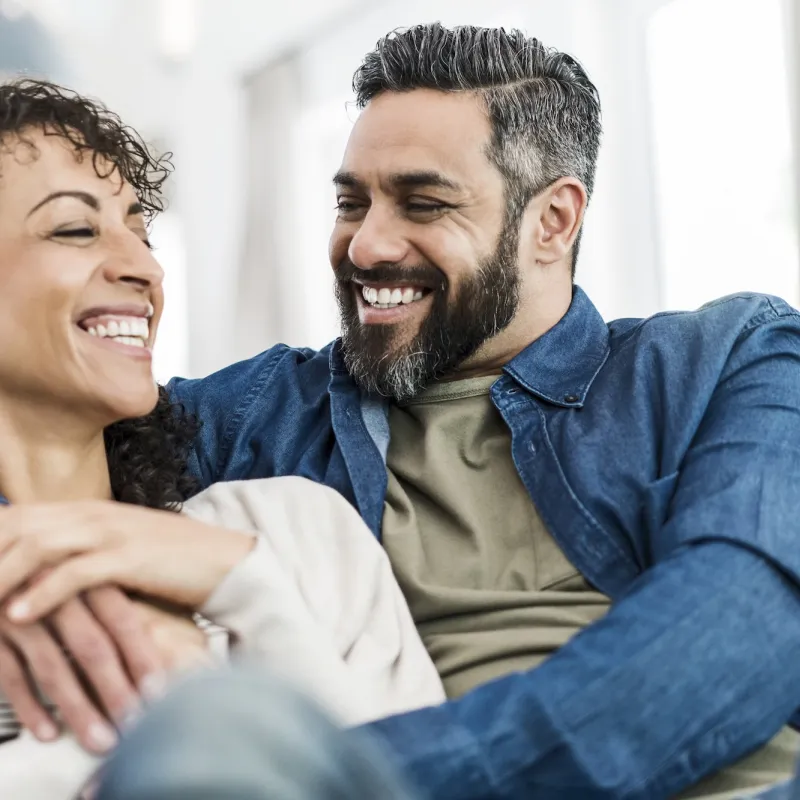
[746,779,800,800]
[96,667,419,800]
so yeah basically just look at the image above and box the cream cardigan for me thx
[0,477,444,799]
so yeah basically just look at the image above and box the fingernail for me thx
[88,722,117,752]
[141,672,167,701]
[7,600,29,621]
[35,721,58,741]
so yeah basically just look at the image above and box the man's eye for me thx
[335,200,366,218]
[406,201,448,213]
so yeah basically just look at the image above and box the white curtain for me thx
[236,55,308,359]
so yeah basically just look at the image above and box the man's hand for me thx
[0,586,165,754]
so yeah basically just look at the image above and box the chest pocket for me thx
[528,505,587,591]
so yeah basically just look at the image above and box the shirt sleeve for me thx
[194,477,444,726]
[360,542,800,799]
[166,345,318,489]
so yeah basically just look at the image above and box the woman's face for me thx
[0,129,164,425]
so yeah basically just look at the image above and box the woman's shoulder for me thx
[183,477,367,540]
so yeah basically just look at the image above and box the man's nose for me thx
[347,206,410,269]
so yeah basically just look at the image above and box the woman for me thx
[0,78,444,798]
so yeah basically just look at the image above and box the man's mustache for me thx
[334,259,446,291]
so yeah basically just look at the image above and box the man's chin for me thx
[346,320,418,355]
[341,341,429,401]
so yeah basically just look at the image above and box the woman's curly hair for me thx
[0,78,199,510]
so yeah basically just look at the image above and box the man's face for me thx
[329,89,522,401]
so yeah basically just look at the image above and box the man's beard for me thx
[335,219,521,402]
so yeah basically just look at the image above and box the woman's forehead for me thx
[0,130,133,205]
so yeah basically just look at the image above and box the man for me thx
[4,23,800,799]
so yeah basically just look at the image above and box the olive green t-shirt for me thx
[382,375,798,799]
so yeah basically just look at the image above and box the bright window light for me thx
[648,0,799,309]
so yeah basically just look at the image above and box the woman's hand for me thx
[0,501,255,623]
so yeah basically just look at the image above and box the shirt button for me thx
[507,388,519,395]
[564,394,579,403]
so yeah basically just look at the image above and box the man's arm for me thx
[167,345,320,489]
[362,542,800,799]
[360,308,800,799]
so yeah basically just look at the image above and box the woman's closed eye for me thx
[50,227,152,250]
[52,227,96,241]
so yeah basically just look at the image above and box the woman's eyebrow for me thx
[26,190,100,217]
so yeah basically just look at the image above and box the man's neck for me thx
[444,282,573,382]
[0,398,112,504]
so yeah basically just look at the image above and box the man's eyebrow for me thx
[127,202,144,216]
[332,170,463,192]
[387,170,463,192]
[332,171,363,189]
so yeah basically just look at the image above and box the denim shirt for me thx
[168,287,800,799]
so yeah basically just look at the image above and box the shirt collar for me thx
[504,285,610,408]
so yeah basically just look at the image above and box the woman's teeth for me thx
[86,317,149,348]
[361,285,425,309]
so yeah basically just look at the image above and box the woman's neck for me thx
[0,398,112,504]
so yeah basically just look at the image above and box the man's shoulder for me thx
[167,342,344,487]
[167,341,337,410]
[608,292,800,349]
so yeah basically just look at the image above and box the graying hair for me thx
[352,24,602,275]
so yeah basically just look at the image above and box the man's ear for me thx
[532,177,587,266]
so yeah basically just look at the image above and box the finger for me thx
[84,587,166,698]
[0,507,32,556]
[0,528,97,607]
[0,541,42,604]
[0,636,58,741]
[5,622,117,754]
[50,597,140,725]
[8,552,117,622]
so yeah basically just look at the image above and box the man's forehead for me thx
[338,89,494,187]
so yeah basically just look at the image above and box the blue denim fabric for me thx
[168,287,800,799]
[96,668,417,800]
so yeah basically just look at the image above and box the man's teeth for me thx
[86,317,149,348]
[361,286,425,309]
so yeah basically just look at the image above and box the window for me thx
[648,0,799,309]
[149,212,189,381]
